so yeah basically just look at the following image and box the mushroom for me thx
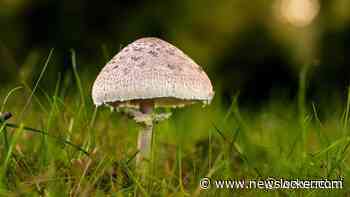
[92,37,214,172]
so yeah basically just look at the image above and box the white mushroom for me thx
[92,37,214,172]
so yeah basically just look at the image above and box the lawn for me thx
[0,51,349,196]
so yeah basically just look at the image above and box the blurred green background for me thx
[1,1,350,196]
[1,0,350,108]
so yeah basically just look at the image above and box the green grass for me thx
[0,53,349,196]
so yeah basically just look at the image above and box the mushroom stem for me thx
[134,101,172,176]
[140,100,154,114]
[136,122,153,167]
[136,101,154,172]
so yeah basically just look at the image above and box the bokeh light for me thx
[278,0,320,27]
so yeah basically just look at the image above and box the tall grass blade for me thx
[1,86,23,112]
[298,66,308,158]
[343,86,350,133]
[18,49,54,122]
[1,124,24,189]
[4,123,89,156]
[70,49,85,107]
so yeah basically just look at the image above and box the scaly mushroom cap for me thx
[92,37,214,108]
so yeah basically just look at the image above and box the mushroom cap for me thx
[92,37,214,108]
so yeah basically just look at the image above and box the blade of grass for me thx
[89,156,110,189]
[208,125,212,170]
[312,102,329,148]
[343,86,350,133]
[313,137,350,158]
[311,102,322,127]
[70,49,90,154]
[2,128,9,152]
[1,86,23,112]
[2,124,24,175]
[70,49,85,108]
[21,83,48,114]
[86,107,98,151]
[298,66,308,159]
[125,167,149,197]
[212,123,229,143]
[18,49,54,122]
[193,152,225,196]
[74,156,92,197]
[126,150,139,165]
[0,123,8,152]
[4,123,89,156]
[222,93,239,124]
[41,88,59,166]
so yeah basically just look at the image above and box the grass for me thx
[0,51,349,196]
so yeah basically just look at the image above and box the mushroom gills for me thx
[108,97,200,109]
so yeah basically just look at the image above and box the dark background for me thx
[1,0,350,106]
